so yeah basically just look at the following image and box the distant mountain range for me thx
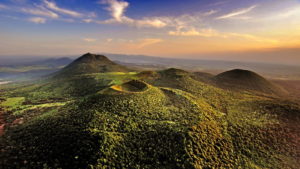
[0,57,73,80]
[104,53,300,80]
[1,53,300,81]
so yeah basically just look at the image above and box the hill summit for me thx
[214,69,286,95]
[54,53,130,77]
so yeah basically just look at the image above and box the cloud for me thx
[164,13,215,37]
[169,28,219,37]
[106,38,113,42]
[102,17,167,28]
[0,4,8,10]
[203,10,218,16]
[43,0,82,17]
[216,5,257,19]
[136,38,163,48]
[22,7,59,18]
[168,27,278,44]
[279,6,300,18]
[100,0,167,28]
[83,19,94,23]
[134,18,167,28]
[226,33,278,43]
[10,0,27,4]
[28,17,46,24]
[87,12,97,18]
[83,38,97,42]
[101,0,128,21]
[208,0,231,7]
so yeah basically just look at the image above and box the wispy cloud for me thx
[106,38,113,42]
[22,7,59,18]
[216,5,257,19]
[10,0,27,4]
[83,38,97,42]
[226,33,278,43]
[279,6,300,18]
[134,18,167,28]
[169,28,219,37]
[208,0,231,7]
[0,4,8,10]
[168,26,278,44]
[43,0,82,17]
[28,17,46,24]
[87,12,97,18]
[2,0,88,23]
[95,1,218,29]
[136,38,163,49]
[203,10,218,16]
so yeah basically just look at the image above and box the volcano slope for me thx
[1,56,300,169]
[213,69,287,96]
[54,53,130,77]
[6,53,137,102]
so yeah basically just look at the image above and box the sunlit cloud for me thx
[225,33,279,44]
[135,18,167,28]
[101,0,128,21]
[136,38,163,48]
[169,28,219,37]
[278,6,300,18]
[43,0,82,17]
[28,17,46,24]
[100,0,167,28]
[106,38,113,42]
[3,1,87,22]
[207,0,231,7]
[83,19,93,23]
[216,5,257,19]
[83,38,97,42]
[0,0,299,63]
[203,10,218,16]
[168,27,278,44]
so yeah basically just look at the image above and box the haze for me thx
[0,0,300,65]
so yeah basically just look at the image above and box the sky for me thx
[0,0,300,65]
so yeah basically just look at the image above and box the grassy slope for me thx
[53,54,131,78]
[0,70,299,169]
[213,69,287,96]
[4,72,137,102]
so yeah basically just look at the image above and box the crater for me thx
[110,80,149,93]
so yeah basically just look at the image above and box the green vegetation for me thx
[214,69,287,96]
[0,65,51,73]
[54,53,131,78]
[1,97,25,110]
[0,54,299,169]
